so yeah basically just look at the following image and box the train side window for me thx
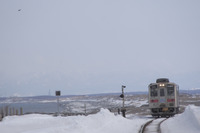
[150,88,158,97]
[167,86,174,96]
[160,89,165,96]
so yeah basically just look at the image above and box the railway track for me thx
[139,118,167,133]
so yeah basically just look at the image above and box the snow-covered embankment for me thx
[0,109,147,133]
[162,105,200,133]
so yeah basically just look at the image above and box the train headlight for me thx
[159,84,165,87]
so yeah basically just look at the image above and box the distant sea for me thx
[0,102,63,114]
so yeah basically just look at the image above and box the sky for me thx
[0,0,200,97]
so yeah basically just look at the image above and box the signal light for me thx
[120,94,124,98]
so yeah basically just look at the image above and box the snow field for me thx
[0,109,148,133]
[1,105,200,133]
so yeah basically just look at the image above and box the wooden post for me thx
[0,108,3,121]
[20,107,23,115]
[9,108,12,116]
[13,108,15,115]
[5,106,8,116]
[84,103,86,116]
[16,109,18,115]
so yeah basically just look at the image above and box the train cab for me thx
[148,78,179,117]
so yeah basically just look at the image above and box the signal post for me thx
[120,85,126,117]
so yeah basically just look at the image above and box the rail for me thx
[139,118,168,133]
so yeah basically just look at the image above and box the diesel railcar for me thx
[148,78,179,117]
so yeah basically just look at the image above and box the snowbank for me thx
[0,109,147,133]
[162,105,200,133]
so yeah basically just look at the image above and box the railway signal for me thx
[120,85,126,117]
[55,91,61,116]
[119,94,124,98]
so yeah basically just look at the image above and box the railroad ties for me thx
[139,118,167,133]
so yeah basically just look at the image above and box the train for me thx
[148,78,179,117]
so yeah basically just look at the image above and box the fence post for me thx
[9,108,12,116]
[5,106,8,116]
[0,108,3,121]
[20,107,23,115]
[16,109,18,115]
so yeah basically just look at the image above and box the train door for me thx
[159,88,166,102]
[159,87,168,112]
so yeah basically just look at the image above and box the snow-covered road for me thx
[0,105,199,133]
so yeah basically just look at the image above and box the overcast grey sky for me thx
[0,0,200,96]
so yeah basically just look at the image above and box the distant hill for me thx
[180,89,200,95]
[88,89,200,96]
[0,89,200,100]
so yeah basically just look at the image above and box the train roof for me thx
[156,78,169,83]
[148,78,178,86]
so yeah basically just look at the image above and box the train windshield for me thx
[160,89,165,96]
[167,84,174,96]
[150,85,158,97]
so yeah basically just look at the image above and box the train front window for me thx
[160,89,165,97]
[150,85,158,97]
[167,85,174,96]
[150,88,158,97]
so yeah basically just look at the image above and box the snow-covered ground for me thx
[0,105,200,133]
[0,109,149,133]
[162,105,200,133]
